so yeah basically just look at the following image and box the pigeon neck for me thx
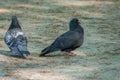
[69,23,79,31]
[76,26,84,34]
[69,24,84,34]
[8,19,22,30]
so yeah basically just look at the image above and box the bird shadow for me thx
[40,54,65,57]
[0,50,24,59]
[0,50,11,56]
[39,53,76,58]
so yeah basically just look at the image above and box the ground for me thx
[0,0,120,80]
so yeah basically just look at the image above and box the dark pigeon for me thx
[40,18,84,57]
[4,16,30,58]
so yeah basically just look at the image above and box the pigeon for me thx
[4,16,30,58]
[40,18,84,57]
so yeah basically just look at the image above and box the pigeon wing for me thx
[51,31,80,50]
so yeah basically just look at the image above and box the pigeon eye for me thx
[75,20,78,23]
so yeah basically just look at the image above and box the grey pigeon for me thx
[4,16,30,58]
[40,18,84,57]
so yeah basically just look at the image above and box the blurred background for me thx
[0,0,120,80]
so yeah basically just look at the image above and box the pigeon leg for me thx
[67,52,76,57]
[66,50,76,57]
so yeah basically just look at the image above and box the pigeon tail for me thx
[40,46,51,56]
[40,46,59,57]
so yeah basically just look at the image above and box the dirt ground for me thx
[0,0,120,80]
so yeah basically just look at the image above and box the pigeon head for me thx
[69,18,80,31]
[12,16,17,22]
[70,18,79,24]
[9,16,21,30]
